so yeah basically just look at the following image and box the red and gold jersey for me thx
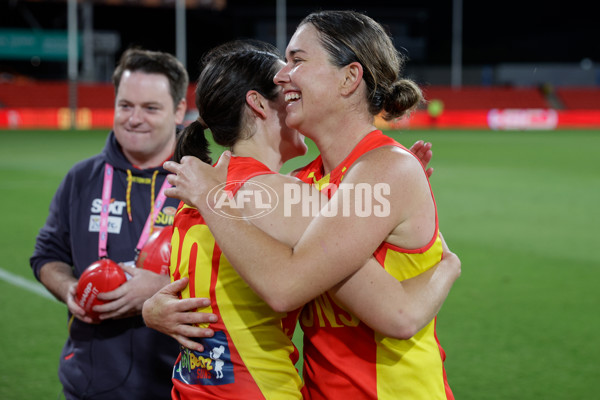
[170,156,303,400]
[295,130,454,399]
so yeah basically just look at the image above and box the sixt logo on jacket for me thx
[173,331,234,385]
[88,198,126,233]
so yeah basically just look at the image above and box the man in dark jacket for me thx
[30,48,214,400]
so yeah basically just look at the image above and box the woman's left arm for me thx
[330,233,460,339]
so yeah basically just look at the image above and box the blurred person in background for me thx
[29,48,215,400]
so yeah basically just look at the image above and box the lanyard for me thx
[98,163,114,259]
[98,162,171,259]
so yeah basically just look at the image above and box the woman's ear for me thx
[340,62,363,96]
[246,90,267,119]
[174,98,187,124]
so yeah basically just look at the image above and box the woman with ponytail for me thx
[146,21,460,398]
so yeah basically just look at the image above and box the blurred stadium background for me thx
[1,1,599,399]
[1,0,599,129]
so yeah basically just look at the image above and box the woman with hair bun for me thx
[154,11,459,398]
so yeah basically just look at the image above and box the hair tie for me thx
[196,115,209,130]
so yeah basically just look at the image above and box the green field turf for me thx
[1,128,598,399]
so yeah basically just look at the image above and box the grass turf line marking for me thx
[0,267,57,301]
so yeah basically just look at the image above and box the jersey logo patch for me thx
[173,331,234,385]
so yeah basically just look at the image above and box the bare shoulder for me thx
[345,145,425,184]
[360,145,421,167]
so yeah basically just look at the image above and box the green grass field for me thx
[1,128,598,399]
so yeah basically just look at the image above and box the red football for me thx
[75,259,127,321]
[136,225,173,275]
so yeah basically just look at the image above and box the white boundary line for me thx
[0,267,57,302]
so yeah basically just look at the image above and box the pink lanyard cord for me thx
[98,163,171,260]
[98,163,114,259]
